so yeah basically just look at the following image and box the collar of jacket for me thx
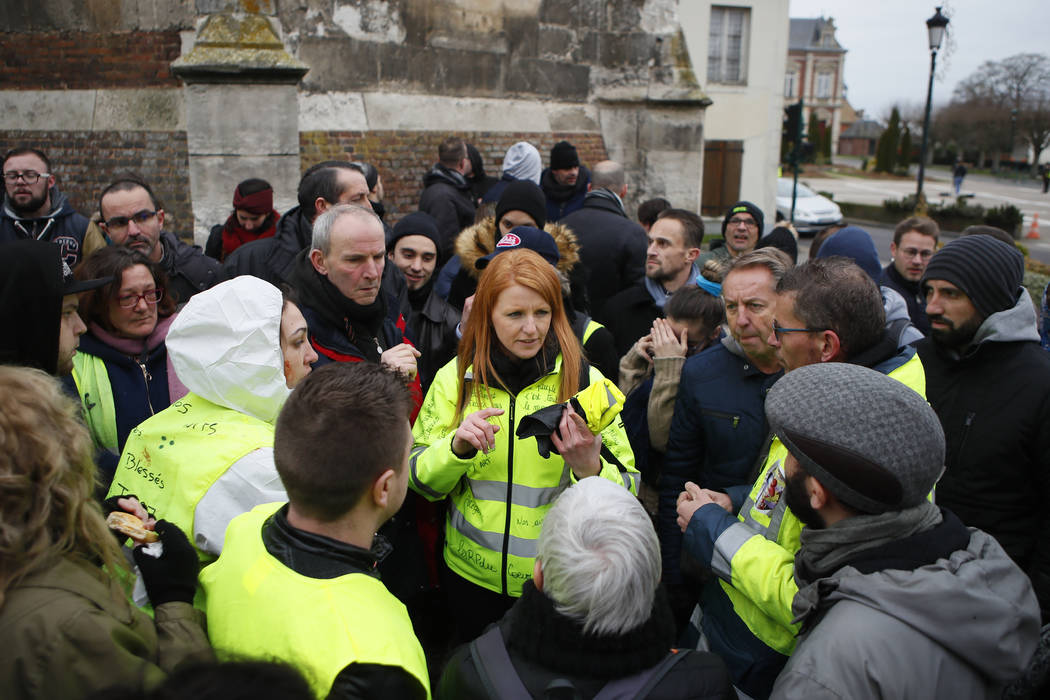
[582,188,627,217]
[502,580,676,677]
[261,503,390,579]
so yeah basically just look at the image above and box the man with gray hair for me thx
[287,204,420,388]
[765,362,1039,698]
[561,160,647,313]
[439,476,734,699]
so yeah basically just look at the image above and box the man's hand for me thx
[552,404,601,479]
[700,488,733,513]
[651,318,688,359]
[676,481,716,532]
[452,407,505,457]
[380,343,421,379]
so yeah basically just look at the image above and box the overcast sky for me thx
[788,0,1050,121]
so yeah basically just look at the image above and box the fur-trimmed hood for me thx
[454,217,580,279]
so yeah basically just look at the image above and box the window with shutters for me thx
[708,6,750,85]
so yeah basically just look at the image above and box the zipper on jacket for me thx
[952,411,976,465]
[501,397,516,597]
[137,359,156,416]
[702,408,741,428]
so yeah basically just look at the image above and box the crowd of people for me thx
[1,138,1049,700]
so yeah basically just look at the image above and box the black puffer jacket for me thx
[418,164,475,262]
[917,290,1050,622]
[438,582,734,700]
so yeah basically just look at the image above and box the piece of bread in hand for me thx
[106,511,159,544]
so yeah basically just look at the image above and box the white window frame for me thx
[784,71,798,99]
[816,72,832,99]
[708,6,750,85]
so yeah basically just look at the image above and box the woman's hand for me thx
[651,318,688,359]
[552,404,601,479]
[452,407,505,457]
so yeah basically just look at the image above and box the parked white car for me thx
[776,178,843,235]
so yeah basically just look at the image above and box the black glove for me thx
[133,520,199,606]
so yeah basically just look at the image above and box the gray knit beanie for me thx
[765,363,944,514]
[921,235,1024,317]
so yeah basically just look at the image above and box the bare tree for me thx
[952,53,1050,170]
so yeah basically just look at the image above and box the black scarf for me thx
[505,581,677,676]
[541,169,580,204]
[290,250,387,363]
[488,336,560,395]
[407,278,433,312]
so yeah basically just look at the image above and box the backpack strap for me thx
[592,650,690,700]
[469,626,532,700]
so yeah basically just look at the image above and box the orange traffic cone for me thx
[1027,213,1041,239]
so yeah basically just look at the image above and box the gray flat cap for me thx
[765,363,944,514]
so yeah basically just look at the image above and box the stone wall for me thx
[1,0,707,244]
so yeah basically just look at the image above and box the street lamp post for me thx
[915,6,949,214]
[1009,108,1018,178]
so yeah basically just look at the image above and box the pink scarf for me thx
[88,314,188,402]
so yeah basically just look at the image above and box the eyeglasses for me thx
[899,247,934,260]
[116,288,163,308]
[103,210,157,231]
[772,319,826,339]
[728,217,757,228]
[3,170,50,184]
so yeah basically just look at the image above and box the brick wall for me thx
[300,130,608,222]
[0,129,606,240]
[0,32,182,89]
[0,130,191,235]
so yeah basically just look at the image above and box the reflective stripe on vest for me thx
[106,392,275,562]
[201,504,431,699]
[72,352,119,453]
[715,353,928,655]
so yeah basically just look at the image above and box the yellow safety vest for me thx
[71,352,119,454]
[410,355,638,597]
[200,503,431,699]
[106,392,275,563]
[709,352,926,655]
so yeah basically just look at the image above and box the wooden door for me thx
[702,140,743,216]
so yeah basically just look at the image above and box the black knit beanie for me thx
[921,235,1024,317]
[388,211,442,253]
[496,179,548,230]
[550,141,580,170]
[721,201,764,236]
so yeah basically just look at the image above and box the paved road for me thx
[796,169,1050,264]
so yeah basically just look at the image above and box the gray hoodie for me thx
[771,528,1040,699]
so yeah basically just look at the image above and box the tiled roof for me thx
[789,18,845,52]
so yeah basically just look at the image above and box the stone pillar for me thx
[171,12,307,246]
[596,30,710,214]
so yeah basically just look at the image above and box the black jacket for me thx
[261,505,428,700]
[406,282,461,394]
[541,166,590,223]
[880,263,930,334]
[0,188,89,267]
[560,191,646,317]
[158,231,219,305]
[221,205,311,286]
[598,282,661,359]
[917,291,1050,621]
[438,581,734,700]
[418,164,476,262]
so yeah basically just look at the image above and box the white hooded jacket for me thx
[165,276,290,555]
